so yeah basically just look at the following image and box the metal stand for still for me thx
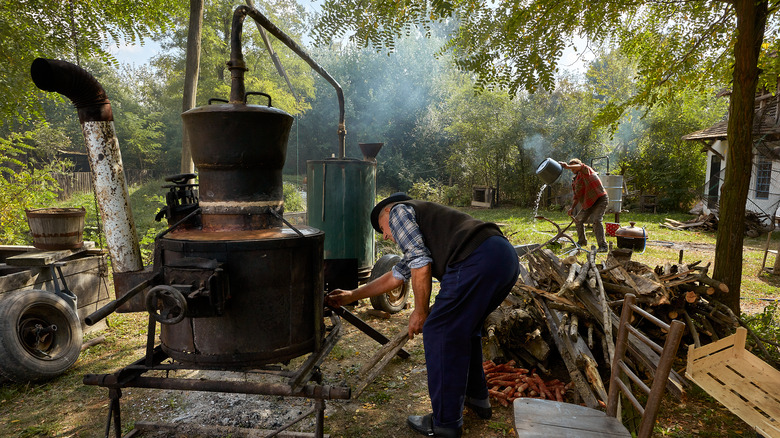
[85,315,349,438]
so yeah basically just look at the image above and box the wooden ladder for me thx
[759,216,780,274]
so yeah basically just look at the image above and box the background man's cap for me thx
[371,192,411,233]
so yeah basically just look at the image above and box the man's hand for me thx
[324,289,352,308]
[408,308,428,339]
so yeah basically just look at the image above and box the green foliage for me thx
[741,301,780,366]
[616,87,726,211]
[408,179,445,203]
[127,183,167,264]
[153,0,315,116]
[407,179,469,207]
[313,0,778,127]
[283,182,305,212]
[0,129,65,245]
[57,192,104,245]
[0,0,181,126]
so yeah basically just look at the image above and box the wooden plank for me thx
[703,359,780,417]
[513,399,630,437]
[5,242,95,266]
[514,398,608,417]
[0,244,36,253]
[538,300,599,408]
[687,332,739,362]
[353,331,409,398]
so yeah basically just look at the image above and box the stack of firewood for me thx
[661,210,774,237]
[661,213,718,232]
[482,247,742,408]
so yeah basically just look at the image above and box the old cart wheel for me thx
[0,289,82,382]
[369,254,410,314]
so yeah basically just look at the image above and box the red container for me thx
[605,222,619,237]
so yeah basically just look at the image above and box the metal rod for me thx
[115,376,350,400]
[229,5,346,158]
[85,276,158,325]
[328,306,410,359]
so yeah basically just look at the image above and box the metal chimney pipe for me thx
[30,58,143,274]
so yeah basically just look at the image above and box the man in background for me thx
[560,158,609,252]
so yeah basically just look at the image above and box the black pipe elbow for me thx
[30,58,113,122]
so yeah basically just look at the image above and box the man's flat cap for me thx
[371,192,411,233]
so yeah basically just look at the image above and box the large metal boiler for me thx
[154,92,325,366]
[30,5,365,437]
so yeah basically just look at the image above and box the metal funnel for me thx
[359,142,383,161]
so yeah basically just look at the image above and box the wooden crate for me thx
[686,327,780,437]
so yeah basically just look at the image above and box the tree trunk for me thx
[713,0,768,313]
[180,0,204,174]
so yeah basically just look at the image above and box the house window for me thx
[755,155,771,199]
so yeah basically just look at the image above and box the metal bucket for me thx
[602,174,623,214]
[536,158,563,185]
[25,207,86,250]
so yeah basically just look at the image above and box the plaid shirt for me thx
[387,204,433,280]
[571,164,607,211]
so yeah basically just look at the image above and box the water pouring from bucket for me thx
[532,158,563,219]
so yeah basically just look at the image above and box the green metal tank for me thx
[306,157,377,283]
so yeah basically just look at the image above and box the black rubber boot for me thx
[406,413,462,438]
[464,396,492,420]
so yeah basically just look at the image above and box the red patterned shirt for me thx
[571,164,607,211]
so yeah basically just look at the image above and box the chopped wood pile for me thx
[661,210,774,237]
[661,213,718,232]
[483,247,744,408]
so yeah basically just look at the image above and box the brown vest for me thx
[400,200,503,279]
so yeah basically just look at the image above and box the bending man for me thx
[325,193,520,438]
[560,159,609,252]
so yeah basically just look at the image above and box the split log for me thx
[682,311,701,348]
[589,250,614,364]
[578,354,608,403]
[537,299,599,408]
[694,274,729,293]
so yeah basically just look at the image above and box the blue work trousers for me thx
[423,235,520,429]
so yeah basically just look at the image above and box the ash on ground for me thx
[152,369,344,435]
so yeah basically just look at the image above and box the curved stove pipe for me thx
[30,58,143,275]
[228,5,347,158]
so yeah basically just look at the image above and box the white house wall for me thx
[704,139,780,221]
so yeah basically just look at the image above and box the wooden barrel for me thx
[25,207,85,250]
